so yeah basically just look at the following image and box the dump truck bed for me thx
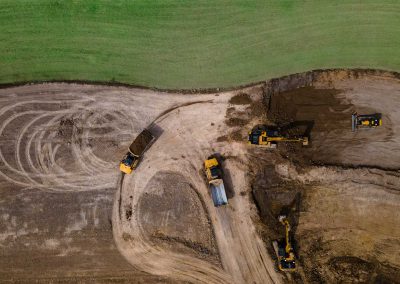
[210,180,228,207]
[129,129,155,156]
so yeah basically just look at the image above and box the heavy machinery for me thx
[204,157,228,207]
[119,129,155,174]
[351,112,382,131]
[273,215,296,272]
[248,125,308,148]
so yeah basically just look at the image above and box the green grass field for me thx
[0,1,399,89]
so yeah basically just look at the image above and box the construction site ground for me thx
[1,71,399,283]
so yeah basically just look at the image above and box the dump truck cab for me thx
[119,152,139,174]
[205,158,222,180]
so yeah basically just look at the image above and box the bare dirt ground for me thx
[0,83,281,283]
[0,84,190,283]
[1,71,400,283]
[252,71,400,283]
[113,84,282,284]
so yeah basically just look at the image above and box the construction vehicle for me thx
[119,129,155,174]
[204,157,228,207]
[273,215,296,272]
[248,125,308,148]
[352,112,382,131]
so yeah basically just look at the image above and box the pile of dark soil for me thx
[229,93,252,105]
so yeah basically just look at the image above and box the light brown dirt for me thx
[0,82,281,284]
[0,84,192,283]
[113,85,282,284]
[1,71,400,284]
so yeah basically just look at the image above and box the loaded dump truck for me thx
[204,157,228,207]
[119,129,155,174]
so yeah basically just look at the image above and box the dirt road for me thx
[0,83,281,283]
[113,90,282,283]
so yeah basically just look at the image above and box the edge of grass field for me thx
[1,68,399,94]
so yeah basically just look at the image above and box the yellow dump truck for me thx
[119,129,155,174]
[204,157,228,207]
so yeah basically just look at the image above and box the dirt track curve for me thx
[0,83,281,283]
[112,91,282,284]
[2,72,400,283]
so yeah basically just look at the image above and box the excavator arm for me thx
[275,215,296,271]
[282,219,295,261]
[267,136,308,144]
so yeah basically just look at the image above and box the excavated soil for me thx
[250,69,400,283]
[1,69,400,284]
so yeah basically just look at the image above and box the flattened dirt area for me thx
[267,71,400,168]
[0,83,281,284]
[0,84,192,283]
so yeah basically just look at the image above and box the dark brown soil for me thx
[229,93,252,105]
[247,69,400,283]
[217,130,243,143]
[247,100,266,118]
[216,135,228,142]
[225,117,249,127]
[128,129,154,155]
[266,86,378,166]
[268,86,343,125]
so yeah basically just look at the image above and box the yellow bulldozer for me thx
[273,215,296,272]
[248,125,308,148]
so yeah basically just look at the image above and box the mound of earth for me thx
[137,171,219,263]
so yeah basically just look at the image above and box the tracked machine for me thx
[248,125,308,148]
[351,112,382,131]
[273,215,296,272]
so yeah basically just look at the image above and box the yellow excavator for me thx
[273,215,296,272]
[248,125,308,148]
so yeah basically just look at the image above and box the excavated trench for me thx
[248,69,400,283]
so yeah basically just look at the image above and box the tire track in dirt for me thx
[0,84,281,283]
[112,99,281,283]
[0,95,128,192]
